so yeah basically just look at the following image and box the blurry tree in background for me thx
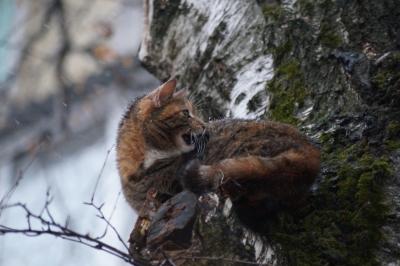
[0,0,158,265]
[0,0,152,154]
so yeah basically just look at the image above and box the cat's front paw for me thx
[179,159,217,194]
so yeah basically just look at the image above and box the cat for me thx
[116,79,320,231]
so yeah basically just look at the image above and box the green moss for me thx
[386,121,400,139]
[297,1,344,49]
[319,22,343,48]
[319,132,332,145]
[195,212,256,266]
[277,60,301,78]
[385,140,400,151]
[267,60,307,125]
[372,70,390,88]
[298,0,315,17]
[370,52,400,106]
[257,0,394,264]
[270,133,393,265]
[262,4,285,21]
[320,31,343,48]
[272,41,293,63]
[384,121,400,151]
[371,67,400,98]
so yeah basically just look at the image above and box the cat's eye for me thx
[182,109,190,118]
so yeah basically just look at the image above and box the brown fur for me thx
[117,79,205,211]
[201,119,320,203]
[117,80,320,229]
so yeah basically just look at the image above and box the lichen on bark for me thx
[138,0,400,264]
[259,0,400,264]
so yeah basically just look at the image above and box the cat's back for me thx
[204,119,314,162]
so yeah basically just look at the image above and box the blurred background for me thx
[0,0,158,265]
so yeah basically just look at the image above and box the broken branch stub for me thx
[146,190,198,251]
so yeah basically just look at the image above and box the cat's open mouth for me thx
[181,133,193,146]
[181,130,210,154]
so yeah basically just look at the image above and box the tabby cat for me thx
[116,79,320,230]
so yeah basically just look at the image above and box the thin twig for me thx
[180,255,271,265]
[95,190,123,240]
[83,143,129,251]
[0,143,42,217]
[83,199,129,252]
[90,144,115,203]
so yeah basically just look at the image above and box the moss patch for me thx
[267,59,307,125]
[262,4,286,22]
[194,211,256,266]
[371,52,400,107]
[384,121,400,151]
[319,26,343,48]
[257,0,396,264]
[270,134,393,265]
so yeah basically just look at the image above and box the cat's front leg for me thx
[180,156,267,194]
[179,158,247,197]
[178,159,222,194]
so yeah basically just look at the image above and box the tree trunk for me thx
[134,0,400,265]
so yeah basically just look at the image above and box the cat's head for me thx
[126,79,206,154]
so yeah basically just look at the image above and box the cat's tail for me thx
[180,145,320,200]
[219,147,319,182]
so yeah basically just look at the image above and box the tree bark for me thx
[135,0,400,265]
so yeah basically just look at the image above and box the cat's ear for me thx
[173,88,188,99]
[148,79,177,107]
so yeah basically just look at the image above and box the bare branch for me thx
[83,198,130,252]
[0,142,136,264]
[0,201,140,265]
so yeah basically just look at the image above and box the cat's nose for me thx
[192,116,206,128]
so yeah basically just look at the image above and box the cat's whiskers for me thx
[195,101,206,114]
[191,97,206,115]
